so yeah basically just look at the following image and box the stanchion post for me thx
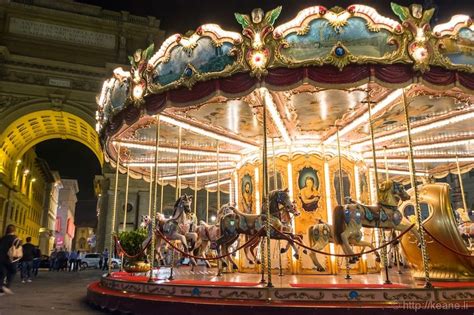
[120,164,130,272]
[169,125,182,281]
[402,89,431,288]
[108,143,121,276]
[456,155,468,212]
[272,138,283,277]
[262,92,272,288]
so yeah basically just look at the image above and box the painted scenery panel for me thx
[280,17,396,62]
[153,37,236,86]
[439,28,474,66]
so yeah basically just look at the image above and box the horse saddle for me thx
[344,207,362,224]
[162,220,178,234]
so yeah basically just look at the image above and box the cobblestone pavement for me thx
[0,268,106,315]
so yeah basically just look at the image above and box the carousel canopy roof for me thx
[96,3,474,190]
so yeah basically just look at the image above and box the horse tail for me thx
[333,205,345,245]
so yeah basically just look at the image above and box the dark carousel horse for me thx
[216,188,301,270]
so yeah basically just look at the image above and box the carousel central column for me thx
[148,116,160,282]
[402,89,431,288]
[108,142,121,276]
[262,94,272,287]
[367,89,391,285]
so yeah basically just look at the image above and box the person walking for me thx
[77,251,84,271]
[0,225,22,295]
[49,248,57,271]
[32,246,41,277]
[68,250,77,272]
[102,248,109,270]
[21,237,35,283]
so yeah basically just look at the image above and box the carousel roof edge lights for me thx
[95,3,474,185]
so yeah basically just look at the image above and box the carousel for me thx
[87,3,474,314]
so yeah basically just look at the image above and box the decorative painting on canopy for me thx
[95,3,474,137]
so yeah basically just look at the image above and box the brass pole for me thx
[122,165,130,231]
[383,146,389,182]
[148,166,153,218]
[175,127,182,199]
[262,94,272,287]
[206,189,209,223]
[272,138,283,277]
[108,142,121,276]
[160,178,164,214]
[194,163,198,216]
[337,127,351,280]
[217,141,221,210]
[367,89,391,285]
[456,155,468,212]
[149,116,160,282]
[402,89,431,288]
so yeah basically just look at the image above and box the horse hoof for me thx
[375,257,381,263]
[302,249,308,255]
[222,262,228,268]
[293,254,299,260]
[315,267,325,272]
[256,260,261,265]
[248,260,254,265]
[232,264,238,270]
[280,248,286,254]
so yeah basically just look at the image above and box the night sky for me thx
[35,140,101,226]
[78,0,473,36]
[36,0,472,225]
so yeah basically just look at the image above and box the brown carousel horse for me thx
[216,188,301,270]
[308,180,418,270]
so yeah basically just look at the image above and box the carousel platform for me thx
[87,266,474,314]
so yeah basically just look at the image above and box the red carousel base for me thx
[87,267,474,315]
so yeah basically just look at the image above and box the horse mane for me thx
[268,190,279,216]
[171,195,184,220]
[333,205,345,244]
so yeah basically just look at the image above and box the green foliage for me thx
[118,229,148,260]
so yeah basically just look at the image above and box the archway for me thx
[0,110,103,179]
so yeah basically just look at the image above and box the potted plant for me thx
[118,229,151,273]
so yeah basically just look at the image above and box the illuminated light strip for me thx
[255,167,260,214]
[125,161,235,168]
[113,141,241,159]
[324,161,336,263]
[362,138,474,156]
[148,34,181,67]
[349,5,401,30]
[365,157,474,164]
[161,168,233,181]
[368,168,427,177]
[354,165,361,202]
[274,6,326,38]
[261,88,292,145]
[324,89,403,144]
[159,115,257,149]
[205,178,231,189]
[287,162,294,202]
[433,15,471,36]
[199,24,242,43]
[353,111,474,149]
[233,172,239,208]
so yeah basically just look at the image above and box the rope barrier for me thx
[271,224,416,258]
[155,228,264,261]
[422,226,474,258]
[113,235,152,259]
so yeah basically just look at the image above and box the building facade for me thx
[55,179,79,251]
[74,226,95,252]
[0,0,165,235]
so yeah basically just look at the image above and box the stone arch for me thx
[0,109,103,178]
